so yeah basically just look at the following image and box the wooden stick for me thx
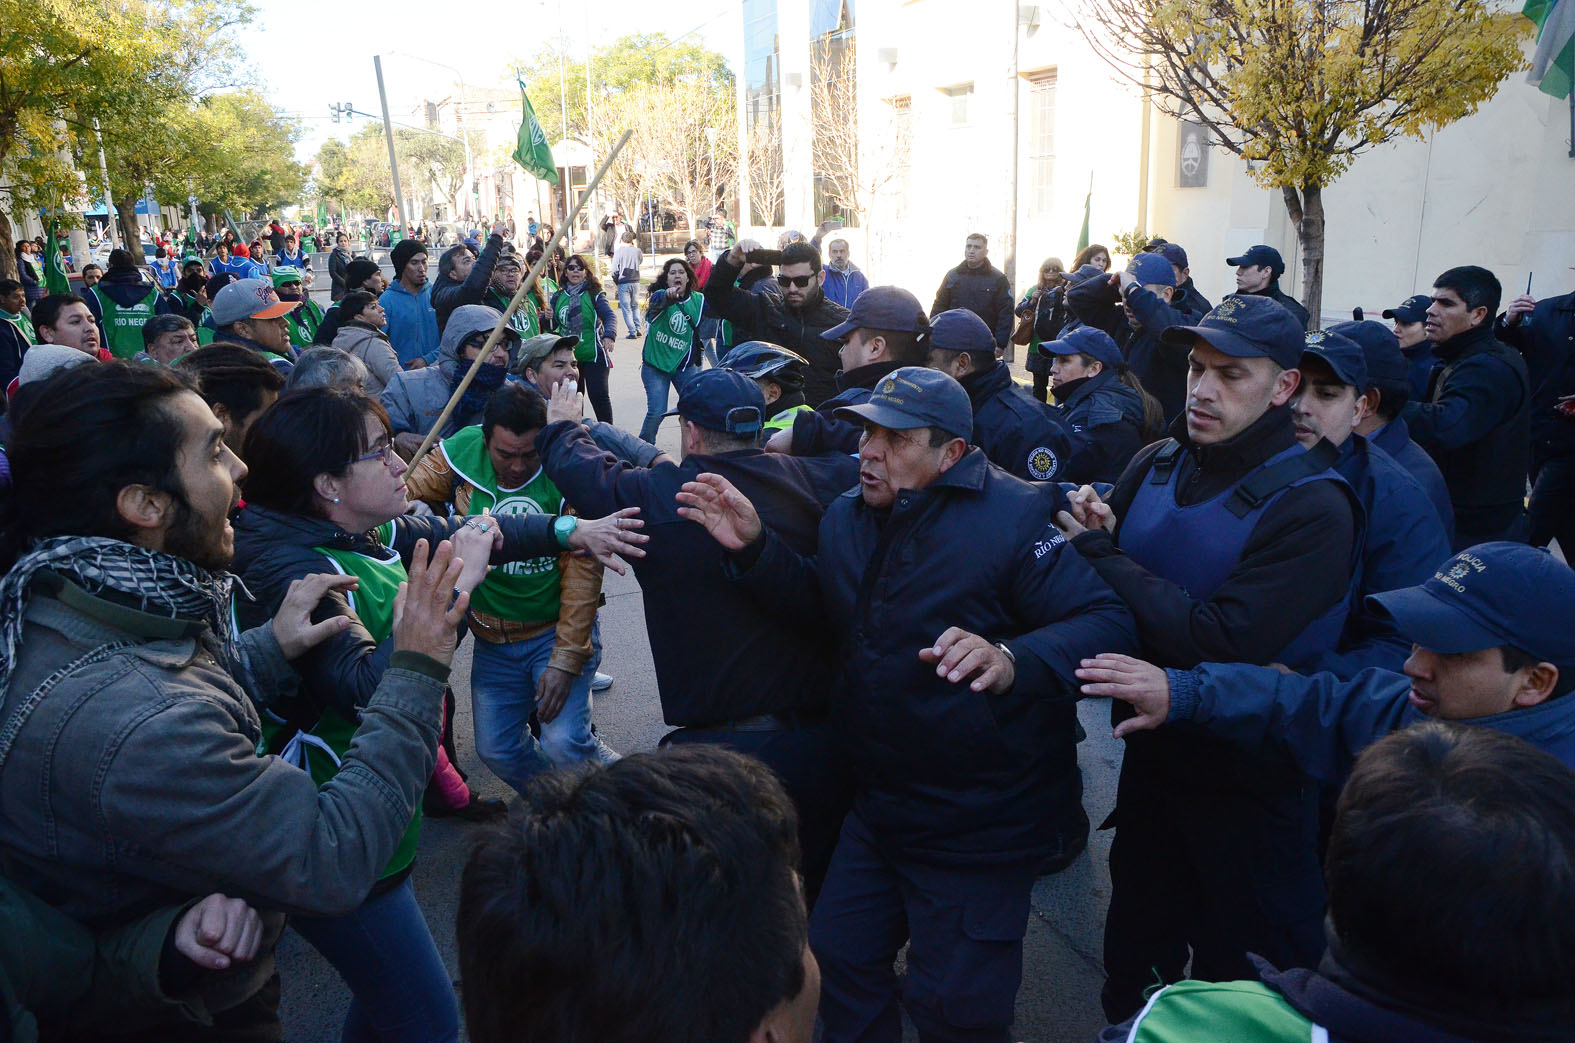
[405,129,634,473]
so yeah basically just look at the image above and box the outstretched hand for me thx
[675,472,763,551]
[392,539,470,668]
[271,573,358,660]
[568,507,648,575]
[1076,653,1171,739]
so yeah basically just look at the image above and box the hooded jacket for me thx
[379,304,517,438]
[431,233,504,335]
[83,267,173,356]
[379,278,440,367]
[333,320,401,396]
[822,262,869,310]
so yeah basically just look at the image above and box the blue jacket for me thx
[1053,369,1149,485]
[786,361,904,457]
[1066,276,1194,424]
[1368,416,1454,546]
[1166,662,1575,783]
[822,262,869,310]
[1497,289,1575,462]
[1305,434,1452,678]
[960,360,1074,482]
[729,449,1137,864]
[538,420,859,728]
[380,280,440,366]
[1402,342,1435,401]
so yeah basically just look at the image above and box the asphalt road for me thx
[278,285,1120,1043]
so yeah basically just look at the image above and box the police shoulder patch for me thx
[1027,445,1060,481]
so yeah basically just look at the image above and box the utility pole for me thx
[93,117,117,249]
[1002,5,1022,363]
[374,55,409,239]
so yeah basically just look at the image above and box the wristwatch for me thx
[553,515,579,549]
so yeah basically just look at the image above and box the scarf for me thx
[0,536,241,696]
[451,355,508,422]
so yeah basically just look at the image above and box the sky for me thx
[241,0,744,165]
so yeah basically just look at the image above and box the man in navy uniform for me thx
[1381,293,1435,399]
[1497,282,1575,554]
[1227,244,1310,330]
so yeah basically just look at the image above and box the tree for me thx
[1071,0,1530,320]
[747,111,785,226]
[809,38,909,229]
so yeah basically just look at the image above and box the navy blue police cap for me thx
[1382,294,1432,325]
[834,366,972,442]
[1226,244,1286,278]
[1040,325,1123,371]
[1300,329,1368,390]
[929,309,996,354]
[822,285,927,341]
[1327,320,1406,386]
[1157,242,1189,269]
[1127,252,1177,288]
[1158,294,1305,370]
[1067,264,1107,286]
[1368,543,1575,665]
[663,368,765,437]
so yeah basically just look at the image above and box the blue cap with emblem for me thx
[663,368,766,437]
[821,285,928,341]
[834,366,973,441]
[1382,294,1431,325]
[1040,325,1123,371]
[1158,294,1306,369]
[1126,252,1177,288]
[1368,543,1575,664]
[1157,242,1189,270]
[928,309,996,355]
[1300,329,1368,390]
[1226,244,1286,278]
[1326,320,1406,386]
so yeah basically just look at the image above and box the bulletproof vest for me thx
[1119,440,1354,666]
[1427,341,1531,509]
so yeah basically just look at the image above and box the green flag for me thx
[1525,0,1574,98]
[316,200,328,229]
[43,221,71,294]
[1076,174,1092,253]
[513,79,559,185]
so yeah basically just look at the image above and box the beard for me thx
[163,494,234,573]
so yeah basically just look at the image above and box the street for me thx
[276,293,1120,1042]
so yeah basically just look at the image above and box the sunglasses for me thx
[775,274,814,288]
[565,264,585,272]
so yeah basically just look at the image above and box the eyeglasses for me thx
[353,442,398,468]
[776,274,814,288]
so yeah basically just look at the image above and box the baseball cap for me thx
[822,285,928,341]
[1300,330,1368,389]
[1159,294,1305,370]
[1226,245,1285,278]
[210,278,300,326]
[513,333,579,373]
[181,253,203,270]
[1368,543,1575,664]
[928,309,995,355]
[1327,320,1406,386]
[494,249,523,270]
[1157,243,1189,270]
[1066,264,1107,286]
[1041,326,1123,371]
[833,366,972,442]
[664,368,766,437]
[271,266,304,287]
[1382,294,1431,325]
[1127,253,1177,288]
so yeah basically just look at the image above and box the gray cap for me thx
[18,345,96,385]
[514,333,579,373]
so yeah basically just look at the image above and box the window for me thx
[944,83,972,126]
[1026,71,1056,216]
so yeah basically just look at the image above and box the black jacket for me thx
[1067,275,1194,424]
[431,233,504,335]
[1496,290,1575,462]
[960,360,1074,482]
[788,359,905,457]
[1236,280,1310,330]
[329,246,352,301]
[728,449,1136,865]
[1172,277,1213,318]
[538,420,859,727]
[1017,285,1069,376]
[931,260,1014,350]
[703,255,849,406]
[1402,322,1530,545]
[1053,370,1150,485]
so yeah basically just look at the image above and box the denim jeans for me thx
[698,316,723,367]
[616,281,641,336]
[640,362,693,443]
[289,879,459,1043]
[469,621,614,797]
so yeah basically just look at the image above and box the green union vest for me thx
[485,288,541,339]
[440,425,564,623]
[1123,981,1323,1042]
[553,289,599,363]
[259,521,421,880]
[286,299,324,350]
[89,284,160,359]
[642,290,704,374]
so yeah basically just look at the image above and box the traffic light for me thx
[329,102,356,123]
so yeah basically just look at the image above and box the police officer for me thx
[1054,295,1360,1021]
[676,366,1136,1043]
[1039,326,1157,485]
[537,369,859,901]
[1402,266,1531,549]
[1381,293,1435,399]
[720,341,813,433]
[1338,319,1456,545]
[1226,245,1310,329]
[925,308,1074,482]
[1292,329,1452,676]
[1157,242,1212,317]
[766,285,931,457]
[1497,283,1575,554]
[1067,251,1195,423]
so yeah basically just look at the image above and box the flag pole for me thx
[405,129,634,474]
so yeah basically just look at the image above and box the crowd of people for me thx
[0,204,1571,1043]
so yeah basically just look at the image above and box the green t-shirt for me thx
[553,289,599,362]
[642,290,704,374]
[440,425,564,624]
[260,521,421,879]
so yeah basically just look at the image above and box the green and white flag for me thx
[43,220,71,294]
[1525,0,1574,98]
[513,79,559,185]
[1076,174,1092,253]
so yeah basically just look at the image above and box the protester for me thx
[83,249,173,359]
[150,245,180,289]
[1016,257,1070,402]
[208,278,298,375]
[483,248,548,341]
[433,231,505,335]
[272,267,322,351]
[1227,244,1311,329]
[314,258,387,347]
[328,231,354,301]
[382,304,518,454]
[612,230,644,338]
[274,233,308,271]
[173,343,287,456]
[0,279,33,392]
[31,293,108,360]
[135,313,199,365]
[821,238,868,310]
[331,290,399,395]
[286,346,370,394]
[930,233,1014,355]
[548,254,617,423]
[79,263,103,289]
[1072,243,1111,273]
[1040,326,1160,485]
[381,239,439,369]
[639,258,705,443]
